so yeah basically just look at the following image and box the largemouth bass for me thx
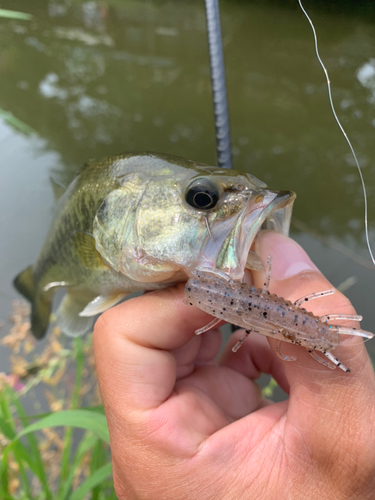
[14,152,295,339]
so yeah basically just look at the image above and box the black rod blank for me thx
[205,0,232,170]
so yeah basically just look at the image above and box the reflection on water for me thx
[1,0,375,367]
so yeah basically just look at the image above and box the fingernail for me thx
[255,231,319,281]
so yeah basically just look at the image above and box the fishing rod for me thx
[204,0,232,170]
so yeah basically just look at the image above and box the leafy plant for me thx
[0,331,116,499]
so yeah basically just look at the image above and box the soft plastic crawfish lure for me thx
[185,258,373,372]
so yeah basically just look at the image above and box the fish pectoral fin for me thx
[43,281,70,292]
[79,293,127,317]
[55,291,95,337]
[70,231,108,270]
[245,250,264,271]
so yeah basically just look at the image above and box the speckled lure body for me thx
[185,264,373,372]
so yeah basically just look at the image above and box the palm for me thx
[167,327,281,438]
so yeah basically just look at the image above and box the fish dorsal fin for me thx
[79,293,127,317]
[70,231,108,270]
[50,176,68,202]
[55,291,95,337]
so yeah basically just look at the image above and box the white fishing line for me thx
[297,0,375,267]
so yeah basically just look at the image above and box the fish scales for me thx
[33,159,120,289]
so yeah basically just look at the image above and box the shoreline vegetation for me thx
[0,298,279,498]
[0,300,115,499]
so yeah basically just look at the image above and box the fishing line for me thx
[297,0,375,267]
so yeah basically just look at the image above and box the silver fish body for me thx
[14,152,295,338]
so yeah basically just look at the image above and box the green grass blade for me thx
[262,377,278,398]
[0,389,29,498]
[0,414,15,439]
[14,409,110,444]
[17,404,104,422]
[0,9,32,20]
[107,490,118,500]
[59,338,85,492]
[59,433,99,500]
[89,439,106,500]
[0,109,36,135]
[69,463,113,500]
[0,390,16,435]
[3,386,52,498]
[0,451,9,498]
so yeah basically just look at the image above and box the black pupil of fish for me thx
[193,192,212,208]
[186,181,219,210]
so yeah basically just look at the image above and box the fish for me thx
[13,152,295,339]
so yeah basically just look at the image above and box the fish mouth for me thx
[197,189,296,280]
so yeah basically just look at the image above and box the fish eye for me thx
[185,179,219,211]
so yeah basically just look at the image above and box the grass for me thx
[0,302,116,499]
[0,110,36,136]
[0,389,115,499]
[0,9,32,21]
[0,298,284,499]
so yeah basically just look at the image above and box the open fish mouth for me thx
[197,189,296,280]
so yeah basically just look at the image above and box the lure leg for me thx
[318,314,373,340]
[307,349,336,370]
[335,326,373,340]
[294,289,335,307]
[324,351,350,373]
[195,318,221,335]
[232,330,251,353]
[319,314,363,323]
[275,340,296,362]
[262,255,272,294]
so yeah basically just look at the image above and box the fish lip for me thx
[238,189,296,277]
[259,190,296,235]
[239,189,296,278]
[197,189,296,280]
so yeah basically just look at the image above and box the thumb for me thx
[252,230,375,411]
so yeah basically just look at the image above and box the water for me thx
[1,0,375,376]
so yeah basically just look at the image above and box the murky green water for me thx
[1,0,375,375]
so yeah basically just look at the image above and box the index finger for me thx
[253,231,375,438]
[93,284,212,412]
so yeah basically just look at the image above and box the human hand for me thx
[93,231,375,500]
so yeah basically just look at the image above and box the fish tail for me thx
[30,293,53,339]
[13,266,52,339]
[13,265,35,303]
